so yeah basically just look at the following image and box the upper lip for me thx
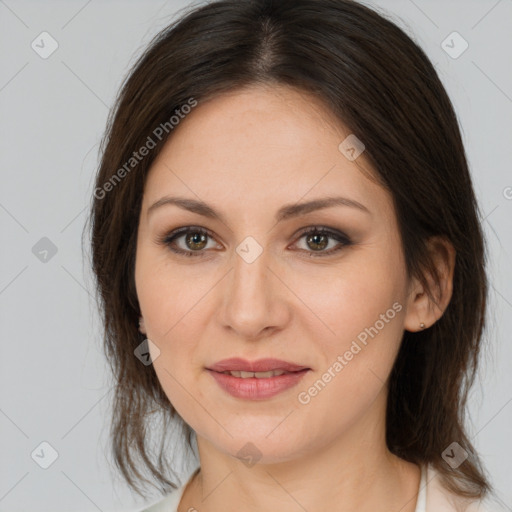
[207,358,310,373]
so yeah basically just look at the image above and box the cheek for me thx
[293,284,405,441]
[136,244,206,337]
[135,253,220,391]
[291,247,406,350]
[289,249,406,407]
[138,265,210,417]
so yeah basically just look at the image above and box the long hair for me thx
[86,0,491,499]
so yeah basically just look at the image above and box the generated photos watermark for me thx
[94,97,198,200]
[297,301,403,405]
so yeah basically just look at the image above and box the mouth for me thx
[205,358,311,400]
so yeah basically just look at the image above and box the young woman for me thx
[87,1,507,510]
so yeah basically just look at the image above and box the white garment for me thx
[141,463,502,511]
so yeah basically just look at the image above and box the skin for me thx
[135,84,455,512]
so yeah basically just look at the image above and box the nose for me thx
[217,242,292,340]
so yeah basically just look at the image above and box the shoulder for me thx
[424,465,506,512]
[140,466,200,512]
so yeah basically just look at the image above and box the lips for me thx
[207,357,310,373]
[206,358,311,400]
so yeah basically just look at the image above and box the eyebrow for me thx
[147,195,371,223]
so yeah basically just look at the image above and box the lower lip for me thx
[206,369,310,400]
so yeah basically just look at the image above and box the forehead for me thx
[143,85,391,220]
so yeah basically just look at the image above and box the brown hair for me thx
[86,0,492,501]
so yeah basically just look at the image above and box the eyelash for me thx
[156,225,352,258]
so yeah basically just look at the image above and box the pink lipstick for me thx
[206,358,310,400]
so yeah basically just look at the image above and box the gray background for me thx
[0,0,511,510]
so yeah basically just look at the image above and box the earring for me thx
[138,317,146,334]
[419,322,426,329]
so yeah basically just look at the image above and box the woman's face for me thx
[135,84,416,464]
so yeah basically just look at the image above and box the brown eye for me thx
[305,232,329,251]
[159,226,219,257]
[185,231,208,251]
[294,227,352,257]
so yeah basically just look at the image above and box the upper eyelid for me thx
[166,226,220,244]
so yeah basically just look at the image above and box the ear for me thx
[403,236,456,332]
[139,316,147,335]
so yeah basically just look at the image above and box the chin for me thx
[201,424,312,466]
